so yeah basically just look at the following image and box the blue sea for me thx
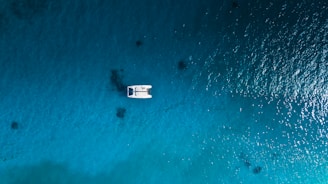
[0,0,327,183]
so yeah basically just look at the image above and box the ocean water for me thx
[0,0,327,183]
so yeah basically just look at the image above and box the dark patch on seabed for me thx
[178,60,187,71]
[0,160,152,183]
[244,159,251,168]
[0,12,9,31]
[9,0,60,20]
[0,161,90,183]
[239,152,251,168]
[252,166,262,174]
[10,0,52,20]
[116,107,126,119]
[135,40,143,47]
[110,69,126,95]
[239,152,263,175]
[11,121,19,130]
[232,1,239,8]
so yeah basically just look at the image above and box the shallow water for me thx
[0,0,327,183]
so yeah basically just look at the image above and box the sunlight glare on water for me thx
[195,1,328,182]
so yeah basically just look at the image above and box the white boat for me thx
[127,85,152,99]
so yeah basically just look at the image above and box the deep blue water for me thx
[0,0,327,183]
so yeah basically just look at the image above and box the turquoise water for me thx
[0,0,327,183]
